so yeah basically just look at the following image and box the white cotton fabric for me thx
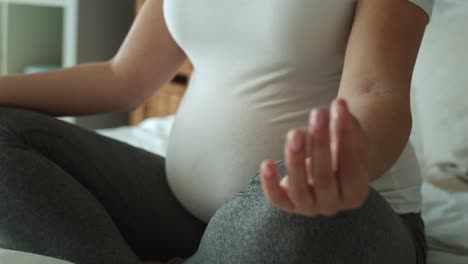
[410,0,435,17]
[163,0,434,222]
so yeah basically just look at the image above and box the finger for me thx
[332,99,369,209]
[280,175,289,189]
[285,129,315,212]
[260,160,295,212]
[309,108,340,215]
[280,176,318,216]
[330,99,345,174]
[330,99,346,198]
[305,157,314,185]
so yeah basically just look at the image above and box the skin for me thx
[260,0,429,217]
[0,0,185,115]
[0,0,430,262]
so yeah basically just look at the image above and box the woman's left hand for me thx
[260,98,372,216]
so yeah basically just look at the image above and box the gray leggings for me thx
[0,107,426,264]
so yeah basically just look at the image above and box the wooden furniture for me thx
[130,0,192,125]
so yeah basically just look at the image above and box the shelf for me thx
[1,3,63,74]
[0,0,134,128]
[0,0,68,8]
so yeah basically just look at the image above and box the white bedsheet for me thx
[97,115,174,157]
[423,166,468,264]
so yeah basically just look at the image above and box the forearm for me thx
[0,61,136,116]
[341,91,412,180]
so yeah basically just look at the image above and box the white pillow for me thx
[411,2,468,262]
[411,0,468,170]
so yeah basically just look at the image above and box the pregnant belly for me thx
[165,89,338,222]
[166,107,287,222]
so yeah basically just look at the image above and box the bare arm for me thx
[0,0,186,116]
[338,0,429,180]
[260,0,432,216]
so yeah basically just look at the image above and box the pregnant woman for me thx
[0,0,432,263]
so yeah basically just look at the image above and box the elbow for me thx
[378,93,414,141]
[118,93,149,113]
[120,86,154,112]
[343,86,413,139]
[108,58,148,112]
[379,92,414,139]
[401,107,413,141]
[121,98,146,113]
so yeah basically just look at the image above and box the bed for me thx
[102,1,468,263]
[2,0,468,263]
[90,4,468,260]
[410,0,468,262]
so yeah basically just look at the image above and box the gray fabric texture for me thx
[0,107,206,263]
[185,162,426,264]
[0,107,426,264]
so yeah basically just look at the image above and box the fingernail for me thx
[331,102,338,120]
[337,100,347,116]
[310,109,326,131]
[331,100,343,120]
[289,130,304,152]
[262,163,272,178]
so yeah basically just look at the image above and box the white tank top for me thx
[163,0,434,222]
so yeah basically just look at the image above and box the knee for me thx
[0,107,57,132]
[0,107,47,143]
[0,106,47,124]
[0,108,18,142]
[0,107,28,126]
